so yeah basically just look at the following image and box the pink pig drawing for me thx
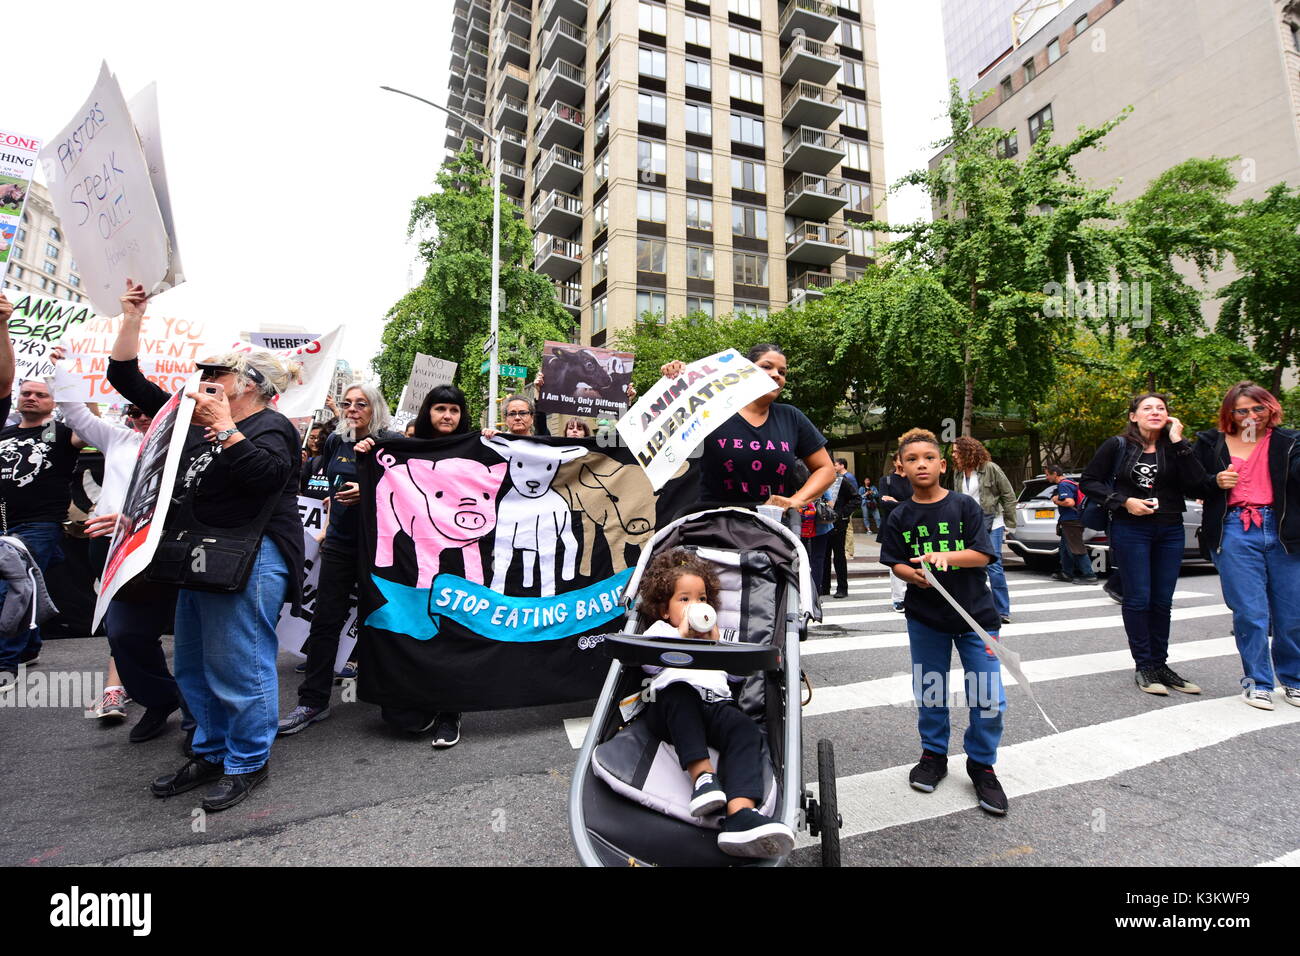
[374,453,508,589]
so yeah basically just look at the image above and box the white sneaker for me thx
[1242,688,1274,711]
[1280,687,1300,708]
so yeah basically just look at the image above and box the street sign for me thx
[480,361,528,378]
[482,333,496,354]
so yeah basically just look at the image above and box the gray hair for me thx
[340,381,392,436]
[502,393,534,414]
[203,349,302,404]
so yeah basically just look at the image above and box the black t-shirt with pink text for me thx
[701,403,826,503]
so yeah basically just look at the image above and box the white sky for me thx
[6,0,948,372]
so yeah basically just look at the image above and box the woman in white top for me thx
[951,436,1018,624]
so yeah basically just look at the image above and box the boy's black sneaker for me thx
[1135,668,1169,695]
[688,771,726,816]
[1154,664,1200,694]
[908,751,948,793]
[967,760,1009,815]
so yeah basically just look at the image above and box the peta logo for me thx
[49,886,151,936]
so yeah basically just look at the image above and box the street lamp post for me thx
[381,85,503,426]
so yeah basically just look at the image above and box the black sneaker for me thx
[688,771,726,816]
[129,706,178,743]
[908,751,948,793]
[150,756,224,798]
[967,760,1009,815]
[1154,664,1200,695]
[1050,572,1073,583]
[431,712,461,748]
[1073,576,1100,585]
[277,704,331,736]
[716,808,795,858]
[1000,615,1012,625]
[1103,580,1123,604]
[1135,668,1169,695]
[200,764,269,812]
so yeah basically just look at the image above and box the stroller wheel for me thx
[817,738,842,868]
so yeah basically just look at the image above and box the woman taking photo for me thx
[1193,382,1300,710]
[1081,393,1209,697]
[951,437,1018,624]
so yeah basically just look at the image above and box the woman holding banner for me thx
[108,280,303,812]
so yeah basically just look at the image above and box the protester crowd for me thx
[3,283,1298,834]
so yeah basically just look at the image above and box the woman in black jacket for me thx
[878,448,915,612]
[1081,393,1209,697]
[1193,382,1300,710]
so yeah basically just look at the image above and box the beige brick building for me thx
[2,181,89,304]
[444,0,888,347]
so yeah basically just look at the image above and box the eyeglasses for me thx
[199,366,234,381]
[1232,405,1268,417]
[339,400,370,410]
[124,407,147,418]
[505,410,532,418]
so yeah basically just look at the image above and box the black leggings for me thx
[643,682,764,803]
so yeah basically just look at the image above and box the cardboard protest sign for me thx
[400,353,458,416]
[277,495,358,671]
[126,84,184,290]
[0,129,40,282]
[39,62,173,315]
[55,307,212,401]
[536,342,634,419]
[92,377,196,629]
[616,349,778,491]
[5,291,98,386]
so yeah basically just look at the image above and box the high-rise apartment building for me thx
[1,181,88,304]
[940,0,1073,95]
[444,0,886,348]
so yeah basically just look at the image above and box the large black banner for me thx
[356,433,697,711]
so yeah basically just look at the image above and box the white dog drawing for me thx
[482,435,588,596]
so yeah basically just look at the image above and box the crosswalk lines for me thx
[813,590,1212,627]
[1258,849,1300,867]
[824,582,1124,610]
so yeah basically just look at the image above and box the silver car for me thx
[1004,474,1207,573]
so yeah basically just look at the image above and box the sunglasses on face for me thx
[339,400,370,410]
[1232,405,1268,417]
[199,367,234,382]
[125,408,147,418]
[505,410,532,418]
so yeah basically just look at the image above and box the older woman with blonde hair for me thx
[108,280,306,812]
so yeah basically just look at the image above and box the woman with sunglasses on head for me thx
[1194,383,1300,711]
[108,279,305,812]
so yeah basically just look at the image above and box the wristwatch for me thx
[213,426,239,443]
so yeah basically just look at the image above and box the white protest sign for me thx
[400,353,458,415]
[277,495,358,670]
[39,62,172,315]
[229,325,343,420]
[0,129,41,284]
[249,331,320,351]
[127,83,185,291]
[5,291,98,387]
[616,349,777,491]
[56,307,213,401]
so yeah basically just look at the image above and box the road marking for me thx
[802,604,1231,656]
[822,584,1206,612]
[814,592,1212,628]
[1257,849,1300,867]
[798,694,1300,845]
[842,578,1064,596]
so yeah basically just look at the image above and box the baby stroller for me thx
[568,507,842,867]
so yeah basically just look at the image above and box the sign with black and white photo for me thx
[536,342,634,419]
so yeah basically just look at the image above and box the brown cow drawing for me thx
[558,454,658,577]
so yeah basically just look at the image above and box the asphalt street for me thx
[2,542,1297,868]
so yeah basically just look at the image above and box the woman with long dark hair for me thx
[1194,382,1300,710]
[1081,393,1209,697]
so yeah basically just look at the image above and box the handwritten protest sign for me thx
[616,349,777,491]
[537,342,634,419]
[56,308,212,401]
[39,62,173,315]
[5,291,98,386]
[277,496,358,671]
[400,353,458,416]
[0,128,40,282]
[126,84,184,291]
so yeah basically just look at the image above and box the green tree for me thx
[373,145,574,419]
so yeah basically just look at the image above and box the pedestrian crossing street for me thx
[562,564,1300,866]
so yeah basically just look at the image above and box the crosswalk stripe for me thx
[798,694,1300,846]
[1257,849,1300,867]
[826,583,1103,610]
[843,577,1054,595]
[802,604,1232,656]
[815,591,1212,628]
[803,638,1238,716]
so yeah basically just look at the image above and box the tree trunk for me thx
[962,348,976,437]
[1027,402,1043,475]
[1272,328,1292,396]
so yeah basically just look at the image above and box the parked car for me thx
[1004,474,1207,573]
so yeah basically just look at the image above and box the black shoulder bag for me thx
[147,480,282,593]
[1081,437,1126,532]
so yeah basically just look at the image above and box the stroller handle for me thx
[603,633,782,675]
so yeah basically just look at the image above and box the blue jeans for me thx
[173,538,289,774]
[0,521,64,672]
[1059,538,1094,579]
[861,502,879,530]
[1212,507,1300,693]
[1109,518,1184,669]
[907,618,1005,765]
[986,526,1010,618]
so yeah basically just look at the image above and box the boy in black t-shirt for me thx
[879,430,1009,816]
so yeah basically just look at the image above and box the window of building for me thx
[638,138,667,176]
[732,203,767,239]
[637,188,667,222]
[847,226,874,257]
[686,245,715,279]
[999,76,1013,100]
[686,197,714,230]
[70,292,81,303]
[727,0,760,18]
[637,238,667,273]
[840,59,864,89]
[639,46,667,78]
[597,16,612,53]
[686,148,713,183]
[686,296,715,318]
[1074,14,1089,36]
[45,243,59,259]
[594,147,609,188]
[728,25,762,60]
[49,227,60,241]
[839,0,860,11]
[1292,21,1300,52]
[843,139,870,171]
[685,14,711,46]
[596,103,611,139]
[637,92,667,125]
[593,245,609,284]
[731,157,766,191]
[838,19,862,50]
[685,103,713,135]
[592,295,608,332]
[68,274,81,287]
[638,0,666,35]
[637,290,667,323]
[734,300,768,318]
[1028,104,1053,144]
[593,196,609,235]
[12,245,21,261]
[996,131,1019,158]
[730,113,764,147]
[596,58,611,97]
[15,228,24,241]
[43,260,57,275]
[10,266,21,279]
[842,97,867,129]
[685,57,712,89]
[1046,36,1061,64]
[733,252,768,285]
[1023,58,1037,83]
[728,68,763,104]
[845,181,871,213]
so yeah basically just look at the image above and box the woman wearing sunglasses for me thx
[1194,382,1300,711]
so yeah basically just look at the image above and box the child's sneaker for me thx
[908,751,948,793]
[95,687,128,720]
[688,771,726,816]
[717,808,795,858]
[967,760,1009,815]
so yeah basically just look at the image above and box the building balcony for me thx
[786,222,848,264]
[466,40,489,68]
[463,88,487,119]
[447,88,465,113]
[533,143,584,193]
[496,29,531,70]
[500,160,526,198]
[780,35,840,85]
[537,59,586,108]
[555,279,582,316]
[500,61,530,101]
[535,101,585,149]
[541,0,587,31]
[784,173,848,220]
[453,12,470,41]
[464,63,487,94]
[500,0,531,37]
[468,5,489,45]
[534,235,583,278]
[783,126,844,174]
[541,17,586,68]
[779,0,838,42]
[788,270,836,305]
[445,127,465,153]
[467,0,489,25]
[494,94,529,132]
[534,188,583,236]
[499,127,528,163]
[781,80,842,130]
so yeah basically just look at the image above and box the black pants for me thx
[299,543,360,709]
[105,595,191,727]
[824,518,851,594]
[643,682,764,803]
